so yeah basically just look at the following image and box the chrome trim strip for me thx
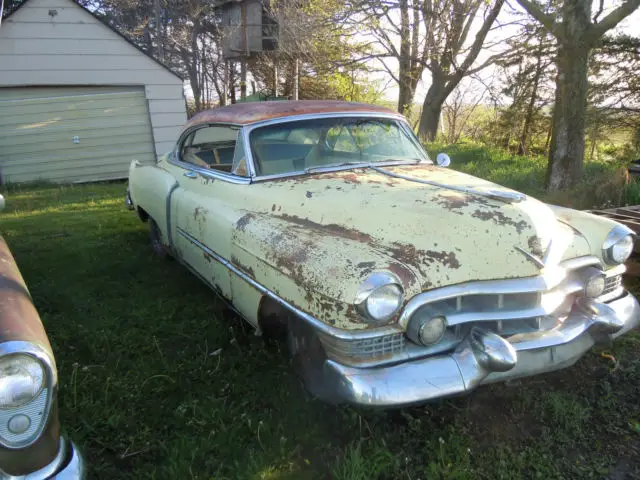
[371,166,526,203]
[0,342,55,450]
[175,227,400,340]
[168,157,252,185]
[165,181,179,247]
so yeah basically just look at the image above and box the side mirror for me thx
[436,153,451,167]
[0,194,5,212]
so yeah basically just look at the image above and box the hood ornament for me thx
[370,167,526,203]
[515,239,553,268]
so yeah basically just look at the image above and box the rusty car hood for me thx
[249,164,589,286]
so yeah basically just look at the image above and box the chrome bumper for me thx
[322,292,640,407]
[13,437,85,479]
[125,189,134,210]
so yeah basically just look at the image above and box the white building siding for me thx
[0,0,186,171]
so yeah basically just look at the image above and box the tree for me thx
[516,0,640,191]
[417,0,506,141]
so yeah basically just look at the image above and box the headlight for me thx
[0,354,45,409]
[355,272,404,324]
[603,225,634,265]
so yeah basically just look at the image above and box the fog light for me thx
[418,316,447,345]
[585,274,606,298]
[7,414,30,434]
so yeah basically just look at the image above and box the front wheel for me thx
[149,218,171,259]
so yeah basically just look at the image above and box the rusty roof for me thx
[185,101,400,128]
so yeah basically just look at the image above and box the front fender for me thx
[0,236,60,476]
[229,211,419,330]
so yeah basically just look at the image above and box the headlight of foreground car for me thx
[0,354,45,409]
[603,225,635,265]
[355,273,404,324]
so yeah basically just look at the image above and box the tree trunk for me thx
[418,80,447,141]
[518,52,543,155]
[546,43,590,191]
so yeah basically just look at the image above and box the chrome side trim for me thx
[168,157,252,185]
[0,342,55,451]
[165,181,179,247]
[175,227,400,340]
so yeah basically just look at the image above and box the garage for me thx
[0,87,156,183]
[0,0,187,184]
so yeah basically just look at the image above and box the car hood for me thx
[247,164,590,294]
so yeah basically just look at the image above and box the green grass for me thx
[1,163,639,478]
[427,141,640,209]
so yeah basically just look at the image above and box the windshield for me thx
[249,117,429,176]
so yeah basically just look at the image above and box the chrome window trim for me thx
[0,342,56,450]
[169,122,252,185]
[243,113,430,182]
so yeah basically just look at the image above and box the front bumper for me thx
[125,189,134,210]
[8,437,85,479]
[322,292,640,407]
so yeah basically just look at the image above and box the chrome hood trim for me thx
[371,166,527,203]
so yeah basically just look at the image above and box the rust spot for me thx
[194,206,208,221]
[276,214,373,244]
[528,236,544,257]
[306,191,313,198]
[271,204,276,212]
[203,252,213,263]
[340,173,362,185]
[231,255,255,278]
[390,242,461,272]
[236,213,255,232]
[471,209,529,234]
[387,262,417,286]
[356,261,376,277]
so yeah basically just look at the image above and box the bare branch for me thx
[590,0,640,39]
[514,0,558,36]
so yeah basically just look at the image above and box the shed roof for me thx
[185,100,399,127]
[2,0,183,81]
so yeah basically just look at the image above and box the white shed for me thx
[0,0,187,183]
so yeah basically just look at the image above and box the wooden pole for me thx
[274,60,279,98]
[240,59,247,100]
[293,58,299,101]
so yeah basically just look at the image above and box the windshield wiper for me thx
[304,161,369,173]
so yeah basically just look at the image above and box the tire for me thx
[287,317,340,404]
[149,218,171,259]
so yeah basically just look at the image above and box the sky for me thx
[371,0,640,103]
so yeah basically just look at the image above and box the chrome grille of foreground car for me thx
[319,258,626,367]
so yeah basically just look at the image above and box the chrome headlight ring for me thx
[0,342,56,450]
[602,224,635,265]
[354,272,404,325]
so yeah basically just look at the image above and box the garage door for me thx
[0,86,156,184]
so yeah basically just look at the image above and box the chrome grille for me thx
[319,331,406,365]
[603,275,622,296]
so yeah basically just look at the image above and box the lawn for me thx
[1,160,639,478]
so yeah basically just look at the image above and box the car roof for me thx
[184,100,400,128]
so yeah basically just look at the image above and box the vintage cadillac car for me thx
[0,194,84,477]
[127,101,639,407]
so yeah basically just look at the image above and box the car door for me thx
[166,125,250,301]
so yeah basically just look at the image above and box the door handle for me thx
[183,170,198,179]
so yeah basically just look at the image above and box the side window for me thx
[180,125,246,175]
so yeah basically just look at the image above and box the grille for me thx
[319,331,407,365]
[602,275,623,296]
